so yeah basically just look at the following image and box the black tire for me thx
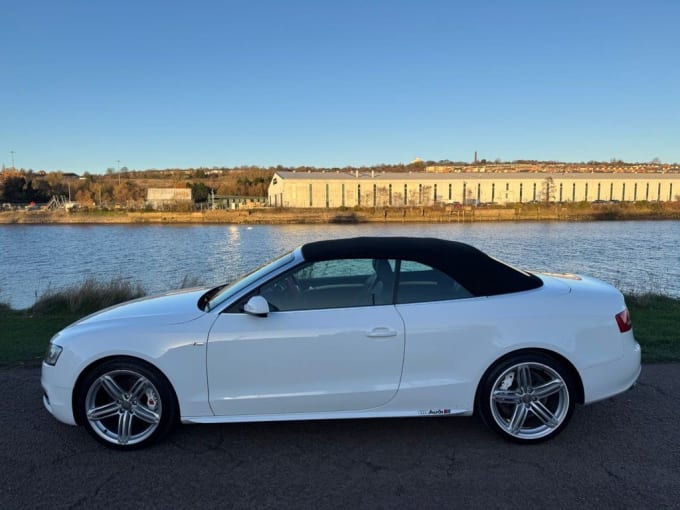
[76,358,177,450]
[477,352,576,444]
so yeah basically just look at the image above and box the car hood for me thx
[68,287,209,328]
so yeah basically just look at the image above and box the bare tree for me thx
[542,177,556,203]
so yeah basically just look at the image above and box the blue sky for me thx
[2,0,679,173]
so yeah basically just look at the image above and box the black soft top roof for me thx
[301,237,542,297]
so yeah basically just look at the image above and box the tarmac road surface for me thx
[1,365,678,509]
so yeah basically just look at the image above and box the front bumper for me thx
[41,362,77,426]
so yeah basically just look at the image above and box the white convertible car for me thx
[42,237,641,449]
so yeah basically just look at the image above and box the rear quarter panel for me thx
[391,275,627,413]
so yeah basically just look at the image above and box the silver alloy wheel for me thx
[489,361,570,440]
[84,369,162,446]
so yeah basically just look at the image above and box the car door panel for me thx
[207,305,405,416]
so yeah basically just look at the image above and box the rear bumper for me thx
[581,334,641,404]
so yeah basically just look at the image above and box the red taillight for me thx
[615,308,632,333]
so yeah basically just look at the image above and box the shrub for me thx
[31,279,146,316]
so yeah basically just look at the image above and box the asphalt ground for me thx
[1,365,678,509]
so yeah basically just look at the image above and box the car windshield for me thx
[205,251,295,311]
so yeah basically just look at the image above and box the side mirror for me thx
[243,295,270,317]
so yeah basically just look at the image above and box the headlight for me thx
[44,343,63,366]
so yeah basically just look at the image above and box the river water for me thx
[0,221,678,309]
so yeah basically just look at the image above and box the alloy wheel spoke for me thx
[132,403,160,424]
[101,375,125,401]
[530,400,559,428]
[509,404,529,434]
[492,389,522,404]
[532,379,564,399]
[129,376,149,400]
[87,401,121,421]
[516,364,532,392]
[117,411,133,445]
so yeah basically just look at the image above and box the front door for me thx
[206,258,405,416]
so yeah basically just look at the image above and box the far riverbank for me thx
[1,202,679,225]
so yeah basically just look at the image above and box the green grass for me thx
[0,286,678,367]
[0,304,82,366]
[625,293,680,363]
[0,279,145,367]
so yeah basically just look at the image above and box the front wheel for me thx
[76,359,177,449]
[477,354,576,443]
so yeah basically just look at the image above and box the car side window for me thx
[259,258,396,311]
[396,260,473,304]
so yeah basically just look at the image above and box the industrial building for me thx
[146,188,192,209]
[267,171,680,208]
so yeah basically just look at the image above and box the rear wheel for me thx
[76,359,177,449]
[478,353,575,443]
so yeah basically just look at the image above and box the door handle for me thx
[366,327,398,338]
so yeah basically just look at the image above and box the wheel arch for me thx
[474,348,585,411]
[71,355,180,426]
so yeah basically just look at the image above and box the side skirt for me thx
[181,408,469,425]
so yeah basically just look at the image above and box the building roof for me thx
[273,170,679,181]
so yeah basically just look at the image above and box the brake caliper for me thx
[145,388,159,410]
[500,372,515,390]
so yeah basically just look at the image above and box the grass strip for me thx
[626,293,680,363]
[0,288,678,366]
[0,279,145,367]
[0,305,81,366]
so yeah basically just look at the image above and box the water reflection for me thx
[0,221,678,309]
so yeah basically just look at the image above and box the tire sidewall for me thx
[477,352,576,444]
[76,358,177,450]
